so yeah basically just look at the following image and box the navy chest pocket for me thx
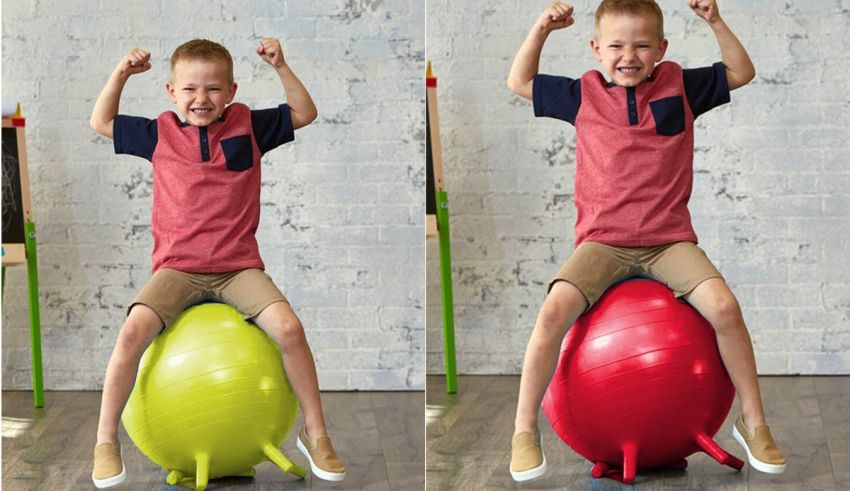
[220,134,254,171]
[649,96,685,136]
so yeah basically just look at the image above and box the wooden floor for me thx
[2,390,424,490]
[427,375,850,490]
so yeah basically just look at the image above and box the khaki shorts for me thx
[129,268,288,327]
[549,241,723,308]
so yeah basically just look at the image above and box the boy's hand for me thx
[256,38,286,68]
[689,0,720,23]
[536,2,575,32]
[118,48,151,77]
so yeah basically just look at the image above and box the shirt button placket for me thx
[199,127,211,162]
[626,87,638,125]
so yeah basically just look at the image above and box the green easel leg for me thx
[25,221,44,408]
[436,191,458,394]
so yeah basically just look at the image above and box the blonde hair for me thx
[170,39,234,83]
[595,0,664,40]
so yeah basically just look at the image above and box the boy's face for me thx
[166,58,237,127]
[590,13,668,87]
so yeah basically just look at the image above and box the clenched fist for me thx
[256,38,286,68]
[537,2,575,32]
[118,48,152,77]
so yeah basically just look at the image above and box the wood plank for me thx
[749,377,835,490]
[832,453,850,491]
[3,392,87,489]
[309,392,388,490]
[373,392,424,464]
[814,377,850,454]
[814,377,850,488]
[372,391,425,491]
[427,376,505,489]
[426,375,850,490]
[3,390,422,491]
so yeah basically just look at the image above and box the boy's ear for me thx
[590,38,603,62]
[656,38,669,62]
[226,82,238,103]
[165,82,177,103]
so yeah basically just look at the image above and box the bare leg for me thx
[514,281,588,434]
[254,301,328,438]
[96,304,163,445]
[685,278,766,427]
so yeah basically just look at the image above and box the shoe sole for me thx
[92,448,127,488]
[732,425,787,474]
[510,453,547,482]
[297,435,347,481]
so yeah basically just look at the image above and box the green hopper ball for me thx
[122,303,304,490]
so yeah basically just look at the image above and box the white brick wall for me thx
[427,0,850,375]
[2,0,425,390]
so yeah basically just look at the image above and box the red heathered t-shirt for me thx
[113,103,294,273]
[533,61,730,247]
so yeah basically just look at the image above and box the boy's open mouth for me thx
[617,67,641,73]
[191,108,213,114]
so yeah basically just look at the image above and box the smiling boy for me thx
[89,39,346,487]
[506,0,785,481]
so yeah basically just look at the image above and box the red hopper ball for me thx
[542,279,744,484]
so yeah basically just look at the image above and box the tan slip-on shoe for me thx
[296,428,347,481]
[732,415,787,474]
[510,430,547,481]
[92,442,127,488]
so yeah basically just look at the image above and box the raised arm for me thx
[256,38,318,130]
[90,49,152,139]
[507,2,575,100]
[689,0,755,90]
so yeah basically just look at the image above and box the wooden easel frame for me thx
[2,114,45,408]
[3,116,30,264]
[426,63,458,394]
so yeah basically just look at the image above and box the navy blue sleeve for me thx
[532,74,582,125]
[251,104,295,154]
[683,62,730,119]
[113,115,158,161]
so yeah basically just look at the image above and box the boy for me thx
[89,38,346,487]
[506,0,785,481]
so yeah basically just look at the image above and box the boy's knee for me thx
[537,302,569,335]
[277,315,305,341]
[700,287,743,330]
[259,303,305,346]
[116,311,162,355]
[537,282,586,334]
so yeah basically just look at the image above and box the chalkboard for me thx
[2,119,30,265]
[426,65,443,237]
[426,97,436,217]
